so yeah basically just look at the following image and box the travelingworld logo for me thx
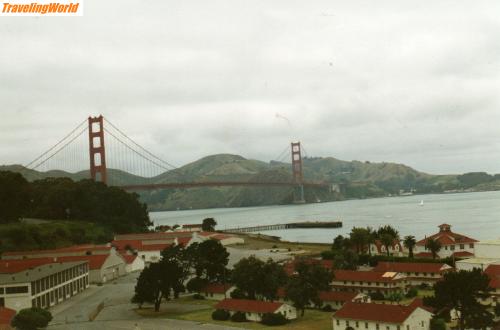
[1,0,83,16]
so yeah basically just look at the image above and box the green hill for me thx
[3,155,498,211]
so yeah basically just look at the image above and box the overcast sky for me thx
[1,0,500,175]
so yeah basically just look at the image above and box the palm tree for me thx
[403,235,417,258]
[425,238,442,260]
[380,233,395,257]
[366,227,376,256]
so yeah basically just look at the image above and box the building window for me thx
[460,244,464,249]
[336,320,340,326]
[356,321,359,327]
[397,326,400,330]
[365,322,368,329]
[386,327,390,330]
[469,244,474,248]
[445,246,448,250]
[346,320,349,326]
[6,286,29,294]
[376,324,380,330]
[450,245,455,251]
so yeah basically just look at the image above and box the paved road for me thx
[47,247,288,329]
[48,318,244,330]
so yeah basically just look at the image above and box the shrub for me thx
[321,304,333,312]
[418,282,430,290]
[230,288,247,299]
[11,307,52,330]
[193,293,205,300]
[261,313,288,326]
[369,291,385,301]
[430,317,446,330]
[212,309,230,321]
[405,287,418,298]
[495,304,500,317]
[230,311,247,322]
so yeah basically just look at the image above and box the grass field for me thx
[232,233,331,256]
[135,297,333,330]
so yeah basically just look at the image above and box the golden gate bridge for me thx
[23,115,333,203]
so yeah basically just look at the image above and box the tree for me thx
[429,318,446,330]
[285,261,331,316]
[377,225,399,240]
[375,225,399,257]
[0,171,30,223]
[403,235,417,258]
[202,218,217,231]
[260,259,287,301]
[11,307,52,330]
[425,238,442,260]
[187,240,229,282]
[231,256,286,300]
[132,246,188,311]
[379,233,396,257]
[349,227,371,254]
[333,249,358,270]
[426,269,493,330]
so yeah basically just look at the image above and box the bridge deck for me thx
[119,181,330,190]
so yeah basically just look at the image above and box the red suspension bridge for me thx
[23,115,332,203]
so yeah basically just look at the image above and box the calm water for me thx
[150,191,500,243]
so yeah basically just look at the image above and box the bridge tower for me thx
[88,115,108,184]
[291,142,305,203]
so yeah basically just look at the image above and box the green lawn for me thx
[135,297,333,330]
[172,308,332,330]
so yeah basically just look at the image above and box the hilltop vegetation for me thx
[3,154,500,211]
[0,171,151,232]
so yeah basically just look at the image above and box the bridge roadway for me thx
[118,181,330,191]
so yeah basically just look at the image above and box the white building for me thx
[333,299,433,330]
[331,270,407,295]
[215,298,297,322]
[120,254,145,273]
[373,262,453,287]
[200,283,235,300]
[197,232,244,246]
[456,239,500,271]
[1,245,127,284]
[0,259,89,312]
[415,224,477,259]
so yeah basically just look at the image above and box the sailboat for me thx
[419,200,424,206]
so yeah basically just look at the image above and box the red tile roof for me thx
[0,258,57,273]
[283,259,334,276]
[319,291,358,302]
[373,262,451,274]
[490,278,500,289]
[372,240,403,254]
[2,244,111,257]
[0,308,15,325]
[115,232,193,240]
[333,270,401,283]
[215,299,285,314]
[334,299,430,323]
[451,251,474,258]
[485,265,500,289]
[182,224,202,228]
[415,252,434,258]
[138,244,172,252]
[54,255,109,270]
[485,265,500,277]
[177,237,192,246]
[202,283,232,294]
[119,254,138,264]
[416,225,478,246]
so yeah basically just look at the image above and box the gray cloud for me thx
[1,0,500,175]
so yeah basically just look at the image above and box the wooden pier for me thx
[222,221,342,233]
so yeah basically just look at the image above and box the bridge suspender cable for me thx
[103,118,177,170]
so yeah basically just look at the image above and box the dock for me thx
[222,221,342,233]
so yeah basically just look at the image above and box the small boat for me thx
[419,200,424,206]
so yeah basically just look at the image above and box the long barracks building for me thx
[0,258,89,312]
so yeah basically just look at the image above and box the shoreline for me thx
[148,189,499,213]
